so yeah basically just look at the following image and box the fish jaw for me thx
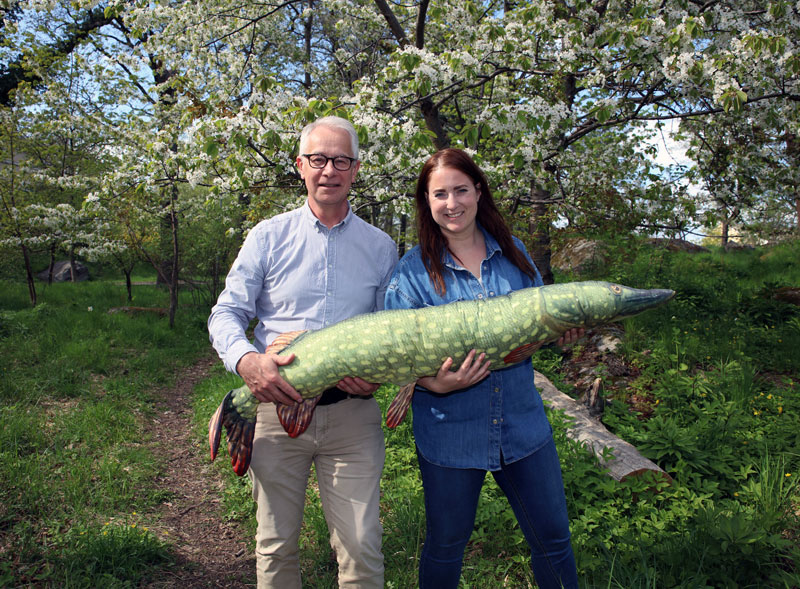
[605,284,675,321]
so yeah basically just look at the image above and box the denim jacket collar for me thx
[441,223,501,271]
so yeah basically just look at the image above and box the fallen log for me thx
[535,371,671,483]
[108,306,168,317]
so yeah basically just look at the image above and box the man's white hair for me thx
[299,116,359,160]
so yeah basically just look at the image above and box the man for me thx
[208,116,398,588]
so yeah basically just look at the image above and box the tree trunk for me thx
[22,243,37,306]
[529,180,554,285]
[47,244,56,284]
[398,213,408,259]
[211,252,221,304]
[68,246,77,282]
[168,184,179,328]
[534,371,671,483]
[124,268,133,301]
[721,218,729,248]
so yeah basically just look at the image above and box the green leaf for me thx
[204,138,219,158]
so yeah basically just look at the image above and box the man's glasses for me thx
[302,153,357,171]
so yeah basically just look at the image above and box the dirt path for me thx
[141,354,256,588]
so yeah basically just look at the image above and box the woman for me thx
[384,149,580,589]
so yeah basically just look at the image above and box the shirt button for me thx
[492,419,498,424]
[477,294,483,299]
[494,387,500,392]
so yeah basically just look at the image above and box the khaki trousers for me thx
[248,397,385,588]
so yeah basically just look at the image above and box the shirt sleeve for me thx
[374,238,399,311]
[384,265,425,311]
[207,228,264,374]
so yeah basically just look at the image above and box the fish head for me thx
[577,281,675,326]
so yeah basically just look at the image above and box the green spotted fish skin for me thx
[223,281,673,426]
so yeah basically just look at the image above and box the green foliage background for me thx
[1,241,799,587]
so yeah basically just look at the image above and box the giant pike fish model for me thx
[209,281,674,475]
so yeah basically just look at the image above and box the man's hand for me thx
[337,376,380,396]
[237,351,303,404]
[418,349,491,394]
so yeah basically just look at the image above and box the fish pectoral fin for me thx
[503,342,544,365]
[276,396,321,438]
[386,381,417,429]
[208,390,257,476]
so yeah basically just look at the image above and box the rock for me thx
[551,239,609,275]
[723,242,755,251]
[37,261,90,282]
[774,287,800,307]
[645,238,709,254]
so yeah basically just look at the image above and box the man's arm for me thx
[208,226,303,403]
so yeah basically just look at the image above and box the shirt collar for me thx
[301,199,352,231]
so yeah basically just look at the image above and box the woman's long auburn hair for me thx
[414,148,539,295]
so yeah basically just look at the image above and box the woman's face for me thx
[426,166,481,239]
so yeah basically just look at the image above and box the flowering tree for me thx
[2,0,798,309]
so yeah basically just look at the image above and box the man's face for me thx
[296,126,360,214]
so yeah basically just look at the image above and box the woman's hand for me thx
[557,327,585,347]
[418,349,491,394]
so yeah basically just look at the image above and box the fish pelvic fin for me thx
[208,390,256,476]
[386,381,417,429]
[503,341,544,364]
[268,329,317,437]
[276,396,322,437]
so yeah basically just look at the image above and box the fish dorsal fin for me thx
[265,330,308,354]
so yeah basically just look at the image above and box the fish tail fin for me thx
[208,390,229,462]
[276,396,321,438]
[208,389,256,476]
[386,382,416,428]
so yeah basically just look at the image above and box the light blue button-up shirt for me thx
[384,226,553,470]
[209,200,398,375]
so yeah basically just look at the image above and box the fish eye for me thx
[610,284,622,294]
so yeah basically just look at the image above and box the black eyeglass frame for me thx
[302,153,358,171]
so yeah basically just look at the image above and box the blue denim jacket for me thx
[384,226,554,470]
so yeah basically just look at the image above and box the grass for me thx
[2,240,800,587]
[0,276,210,587]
